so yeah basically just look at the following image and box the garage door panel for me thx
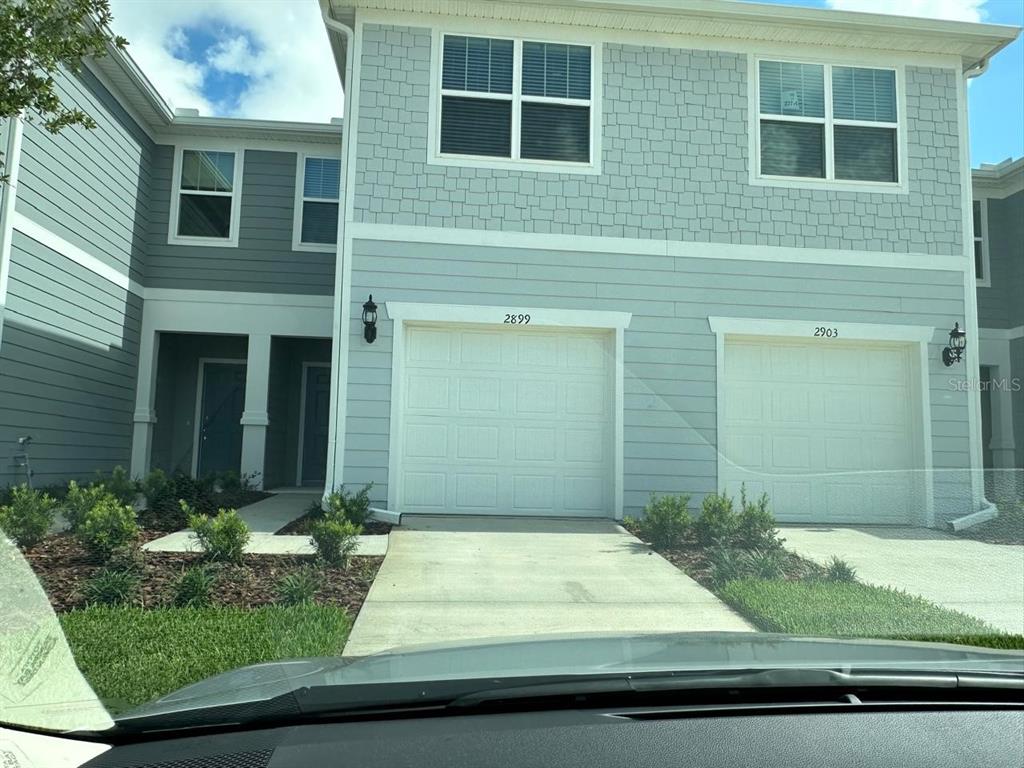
[516,334,560,368]
[515,427,557,462]
[460,331,504,364]
[405,424,448,459]
[565,428,605,463]
[721,337,922,525]
[566,380,607,415]
[457,377,501,412]
[566,336,608,369]
[564,475,606,511]
[403,472,446,508]
[515,380,558,414]
[455,473,499,509]
[407,374,450,410]
[456,424,499,461]
[408,329,452,363]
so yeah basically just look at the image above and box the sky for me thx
[107,0,1023,165]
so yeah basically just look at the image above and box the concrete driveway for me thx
[782,526,1024,635]
[342,516,752,657]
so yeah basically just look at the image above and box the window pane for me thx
[181,150,234,192]
[442,36,512,94]
[304,157,341,199]
[759,120,824,178]
[178,194,232,238]
[759,60,824,118]
[520,102,590,162]
[522,42,591,99]
[975,239,984,278]
[301,201,339,245]
[440,96,512,157]
[833,66,896,122]
[973,200,982,238]
[834,125,896,182]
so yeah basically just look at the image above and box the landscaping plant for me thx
[742,547,786,580]
[694,491,737,547]
[311,516,362,567]
[0,485,57,548]
[825,556,858,583]
[63,480,115,533]
[637,493,691,548]
[276,566,322,606]
[81,568,140,607]
[708,547,747,587]
[735,485,783,550]
[325,483,374,527]
[93,465,138,506]
[186,505,250,564]
[172,565,219,608]
[77,497,139,560]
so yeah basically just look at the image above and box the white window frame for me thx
[168,145,245,247]
[292,152,342,253]
[428,29,602,175]
[973,197,991,287]
[750,55,909,195]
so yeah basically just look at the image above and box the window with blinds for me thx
[297,156,341,248]
[439,35,594,165]
[174,149,239,241]
[758,60,899,185]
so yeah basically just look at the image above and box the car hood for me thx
[120,631,1024,721]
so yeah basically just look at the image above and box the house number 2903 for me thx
[504,313,531,325]
[814,327,839,338]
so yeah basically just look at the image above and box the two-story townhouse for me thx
[0,50,344,491]
[0,0,1018,530]
[315,0,1017,528]
[974,157,1024,499]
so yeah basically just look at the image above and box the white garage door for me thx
[397,325,614,516]
[720,338,923,524]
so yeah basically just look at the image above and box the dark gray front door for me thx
[301,365,331,487]
[197,362,246,477]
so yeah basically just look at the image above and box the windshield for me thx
[0,0,1022,739]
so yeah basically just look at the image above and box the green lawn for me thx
[719,579,1024,650]
[60,605,352,713]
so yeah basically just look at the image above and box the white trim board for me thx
[292,152,343,253]
[296,362,331,487]
[385,302,631,519]
[349,222,970,272]
[980,326,1024,342]
[191,357,247,477]
[0,117,25,355]
[707,314,936,526]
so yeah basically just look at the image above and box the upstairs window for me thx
[973,199,990,286]
[295,155,341,250]
[757,60,899,186]
[437,34,597,170]
[171,148,242,245]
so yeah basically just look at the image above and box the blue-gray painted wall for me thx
[977,190,1023,330]
[355,24,964,256]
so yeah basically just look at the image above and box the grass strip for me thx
[60,604,351,712]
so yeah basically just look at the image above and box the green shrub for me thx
[77,497,139,560]
[81,568,140,606]
[187,505,250,564]
[637,493,691,548]
[742,547,786,580]
[0,485,57,548]
[735,485,783,550]
[709,547,747,587]
[825,556,858,583]
[276,567,321,606]
[694,492,737,547]
[139,468,173,510]
[93,465,137,506]
[63,481,116,533]
[172,565,219,607]
[311,516,362,567]
[325,483,374,527]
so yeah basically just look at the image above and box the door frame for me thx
[384,302,632,518]
[708,316,936,526]
[191,357,247,477]
[296,361,331,487]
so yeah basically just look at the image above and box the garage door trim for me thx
[708,316,936,526]
[386,302,632,518]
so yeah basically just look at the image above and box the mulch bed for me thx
[21,533,381,615]
[276,512,393,537]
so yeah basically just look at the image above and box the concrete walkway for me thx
[342,516,752,657]
[782,526,1024,635]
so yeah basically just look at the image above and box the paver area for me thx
[342,515,752,657]
[782,525,1024,635]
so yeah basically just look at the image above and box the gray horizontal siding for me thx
[1014,337,1024,472]
[146,147,336,294]
[977,190,1024,330]
[14,67,152,285]
[344,238,971,519]
[0,232,141,486]
[356,24,964,257]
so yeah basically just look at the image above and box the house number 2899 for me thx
[814,327,839,338]
[504,313,531,325]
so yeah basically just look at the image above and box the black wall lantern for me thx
[942,322,967,366]
[362,295,378,344]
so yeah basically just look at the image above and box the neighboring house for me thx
[974,157,1024,499]
[0,0,1019,528]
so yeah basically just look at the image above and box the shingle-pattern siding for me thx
[355,24,964,256]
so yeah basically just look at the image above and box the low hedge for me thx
[60,605,352,712]
[719,579,1024,649]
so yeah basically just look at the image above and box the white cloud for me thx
[824,0,985,23]
[108,0,345,123]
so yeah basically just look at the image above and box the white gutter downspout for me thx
[321,7,357,499]
[0,116,25,356]
[947,56,996,532]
